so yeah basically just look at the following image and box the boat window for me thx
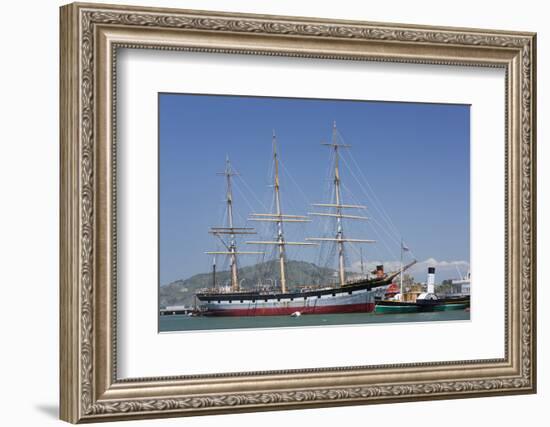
[252,300,256,303]
[228,300,232,303]
[290,298,294,301]
[217,300,221,304]
[332,293,336,297]
[317,295,321,299]
[240,300,243,303]
[277,298,281,302]
[348,291,352,295]
[264,299,268,302]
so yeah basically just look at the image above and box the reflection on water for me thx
[159,310,470,332]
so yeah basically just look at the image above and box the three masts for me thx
[206,122,378,294]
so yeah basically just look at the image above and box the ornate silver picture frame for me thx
[60,2,536,423]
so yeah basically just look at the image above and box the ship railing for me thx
[343,277,378,286]
[196,286,280,295]
[297,285,338,292]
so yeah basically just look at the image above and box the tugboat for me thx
[415,268,470,311]
[376,267,470,313]
[195,123,416,316]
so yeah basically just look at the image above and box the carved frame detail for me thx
[60,2,536,423]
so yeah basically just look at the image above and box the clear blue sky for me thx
[159,93,470,285]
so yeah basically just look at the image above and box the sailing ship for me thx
[195,122,415,316]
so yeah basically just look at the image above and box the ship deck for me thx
[196,275,394,302]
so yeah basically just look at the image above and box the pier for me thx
[160,305,194,316]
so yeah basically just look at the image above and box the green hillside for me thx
[159,260,337,308]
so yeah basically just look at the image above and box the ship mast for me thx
[206,157,263,292]
[400,238,404,299]
[272,134,288,292]
[246,131,316,293]
[332,123,346,286]
[307,122,375,287]
[360,247,365,277]
[224,156,238,289]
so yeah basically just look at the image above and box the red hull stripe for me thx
[202,302,375,317]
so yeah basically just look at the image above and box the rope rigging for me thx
[204,123,415,292]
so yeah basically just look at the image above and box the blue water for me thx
[159,310,470,332]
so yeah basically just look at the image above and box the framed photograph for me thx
[60,2,536,423]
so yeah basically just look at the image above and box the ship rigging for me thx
[195,123,416,316]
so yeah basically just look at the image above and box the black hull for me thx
[375,300,419,307]
[415,296,470,312]
[196,274,397,303]
[376,295,470,313]
[415,296,470,308]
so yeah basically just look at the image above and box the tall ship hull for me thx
[196,276,398,316]
[197,289,375,316]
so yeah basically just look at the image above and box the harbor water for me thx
[159,310,470,332]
